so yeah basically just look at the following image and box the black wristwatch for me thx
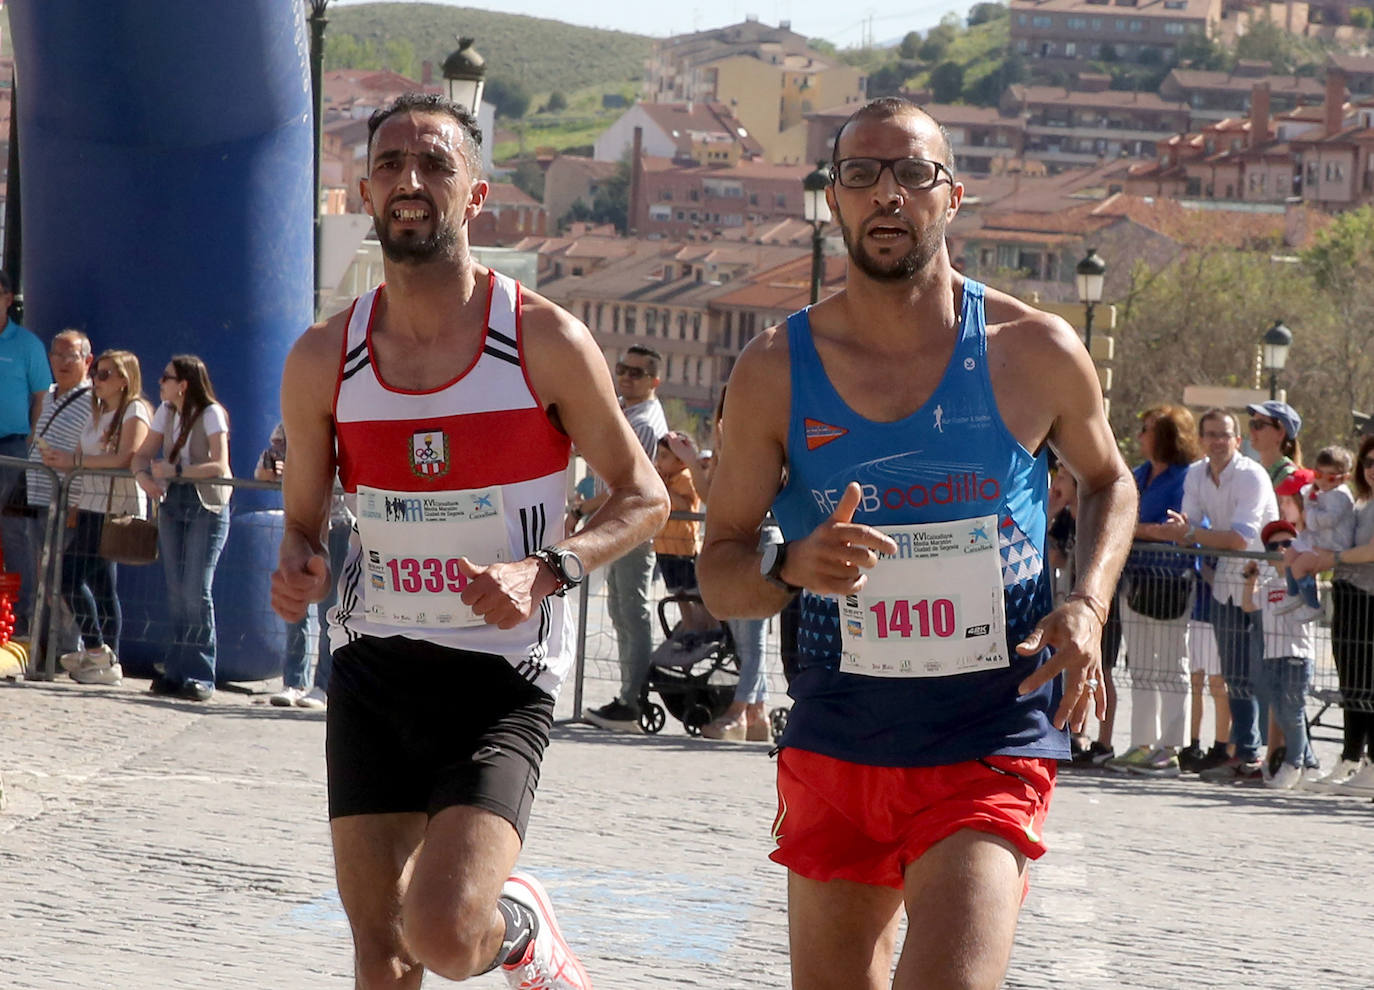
[760,541,801,594]
[531,546,585,596]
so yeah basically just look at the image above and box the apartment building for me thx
[1009,0,1222,70]
[1003,76,1192,170]
[511,232,811,411]
[469,182,548,246]
[803,102,1029,175]
[1159,62,1326,124]
[645,18,865,164]
[1126,70,1374,209]
[638,157,814,239]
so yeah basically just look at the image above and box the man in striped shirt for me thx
[585,345,668,732]
[21,329,94,648]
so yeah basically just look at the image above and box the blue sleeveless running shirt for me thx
[772,279,1068,766]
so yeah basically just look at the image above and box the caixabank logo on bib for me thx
[409,430,449,477]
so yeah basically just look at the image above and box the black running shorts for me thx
[326,635,555,841]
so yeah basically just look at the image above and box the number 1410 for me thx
[870,598,956,639]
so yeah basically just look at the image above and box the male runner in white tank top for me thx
[271,94,667,989]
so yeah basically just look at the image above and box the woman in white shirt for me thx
[132,354,232,702]
[40,350,151,685]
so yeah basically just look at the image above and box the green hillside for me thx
[326,3,651,100]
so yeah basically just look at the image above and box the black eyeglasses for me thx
[831,157,955,191]
[614,363,649,380]
[1265,540,1294,551]
[94,368,119,382]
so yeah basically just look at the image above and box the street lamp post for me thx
[1261,319,1293,400]
[1075,247,1106,352]
[307,0,330,318]
[442,37,487,113]
[802,163,831,306]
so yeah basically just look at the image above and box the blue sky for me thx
[332,0,972,48]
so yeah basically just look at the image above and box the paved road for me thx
[2,676,1370,989]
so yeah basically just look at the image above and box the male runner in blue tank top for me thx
[699,97,1137,989]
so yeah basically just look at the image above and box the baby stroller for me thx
[637,592,740,735]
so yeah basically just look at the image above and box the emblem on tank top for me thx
[803,417,849,451]
[409,429,450,477]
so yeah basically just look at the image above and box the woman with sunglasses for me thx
[40,350,152,685]
[132,355,231,702]
[1244,400,1304,489]
[1294,434,1374,794]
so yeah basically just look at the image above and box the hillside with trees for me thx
[326,3,651,111]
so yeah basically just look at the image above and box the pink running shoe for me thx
[501,872,593,990]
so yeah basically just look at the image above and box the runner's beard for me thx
[838,207,947,282]
[376,215,461,265]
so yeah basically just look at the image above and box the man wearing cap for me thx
[1161,407,1278,781]
[1246,400,1303,490]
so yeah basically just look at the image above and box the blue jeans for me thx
[282,520,350,692]
[1261,656,1315,768]
[1210,598,1266,761]
[606,540,655,707]
[158,484,230,688]
[62,510,121,652]
[728,618,768,704]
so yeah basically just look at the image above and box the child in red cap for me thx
[1242,518,1319,789]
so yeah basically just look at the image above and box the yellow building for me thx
[648,19,866,164]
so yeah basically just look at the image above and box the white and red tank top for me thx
[327,270,574,697]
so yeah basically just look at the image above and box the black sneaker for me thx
[1267,745,1287,779]
[1192,743,1232,773]
[148,674,181,697]
[1178,743,1206,773]
[585,700,643,734]
[1087,741,1115,766]
[178,680,214,702]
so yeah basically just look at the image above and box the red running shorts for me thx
[769,748,1056,890]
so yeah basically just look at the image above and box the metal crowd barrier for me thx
[14,474,1364,743]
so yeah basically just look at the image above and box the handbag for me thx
[1126,569,1192,622]
[96,417,159,565]
[99,502,159,565]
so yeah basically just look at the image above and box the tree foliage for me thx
[931,61,965,103]
[560,160,630,233]
[1108,241,1372,459]
[485,77,531,119]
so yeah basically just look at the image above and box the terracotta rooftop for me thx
[1006,85,1190,113]
[1164,69,1326,98]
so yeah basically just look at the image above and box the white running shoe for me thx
[1266,763,1303,791]
[1301,758,1364,792]
[296,686,327,709]
[59,649,86,674]
[269,686,304,707]
[1337,761,1374,797]
[501,872,593,990]
[68,645,119,684]
[72,660,123,686]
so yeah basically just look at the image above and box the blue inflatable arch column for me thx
[9,1,316,681]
